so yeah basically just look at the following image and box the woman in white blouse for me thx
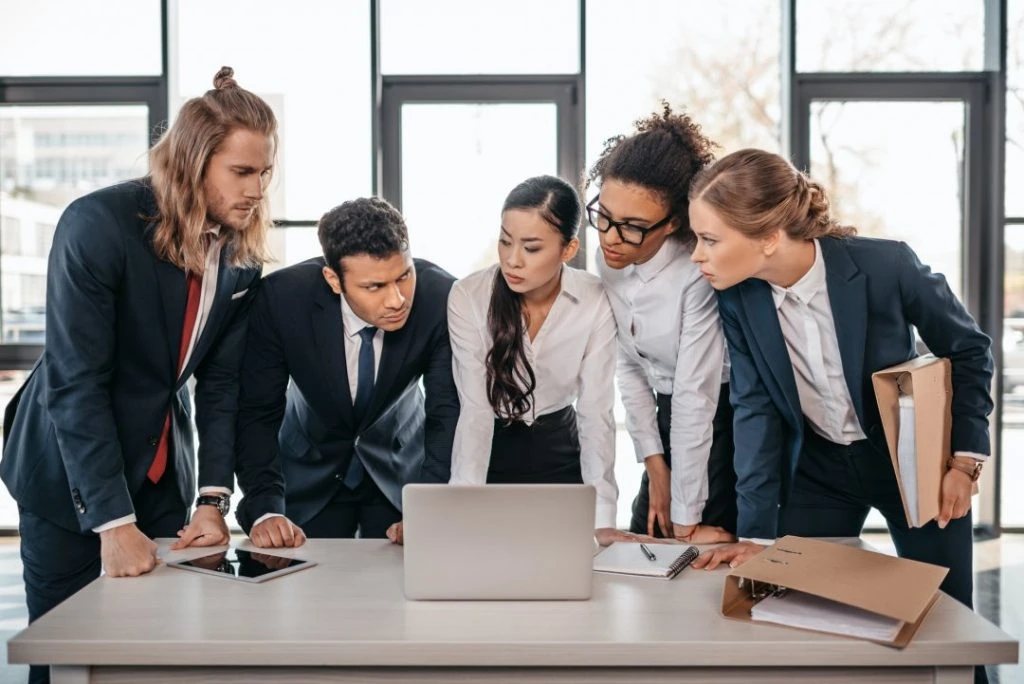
[448,175,637,544]
[586,105,736,544]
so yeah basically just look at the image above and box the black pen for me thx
[639,543,657,561]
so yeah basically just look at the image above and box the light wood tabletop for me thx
[6,538,1018,684]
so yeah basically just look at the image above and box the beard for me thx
[207,204,256,233]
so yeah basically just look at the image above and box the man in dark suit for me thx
[235,197,459,545]
[0,67,275,684]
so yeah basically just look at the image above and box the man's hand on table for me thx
[691,540,767,570]
[100,523,160,577]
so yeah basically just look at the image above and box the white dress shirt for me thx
[340,295,385,400]
[597,239,729,525]
[97,228,229,532]
[769,239,867,445]
[448,264,619,529]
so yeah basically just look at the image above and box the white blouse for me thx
[447,264,619,529]
[597,239,729,526]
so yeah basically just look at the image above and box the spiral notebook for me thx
[593,542,699,579]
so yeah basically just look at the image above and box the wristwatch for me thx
[946,456,983,482]
[195,493,231,517]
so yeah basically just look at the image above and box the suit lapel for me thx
[179,248,240,385]
[150,235,188,378]
[739,280,802,428]
[137,186,183,378]
[820,238,868,423]
[312,284,355,427]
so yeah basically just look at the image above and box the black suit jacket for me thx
[0,180,261,532]
[234,257,459,531]
[718,236,994,539]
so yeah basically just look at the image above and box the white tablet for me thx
[168,547,316,583]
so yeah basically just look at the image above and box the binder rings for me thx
[593,542,699,579]
[721,536,947,648]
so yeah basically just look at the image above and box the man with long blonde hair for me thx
[1,67,275,684]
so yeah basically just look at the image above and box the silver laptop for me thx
[402,484,596,600]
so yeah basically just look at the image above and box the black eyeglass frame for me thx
[585,196,674,246]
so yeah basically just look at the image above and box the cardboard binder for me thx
[721,536,948,648]
[871,354,958,528]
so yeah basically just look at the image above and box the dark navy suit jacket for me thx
[234,257,459,532]
[0,180,261,532]
[717,236,993,539]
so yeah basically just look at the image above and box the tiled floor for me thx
[0,535,1021,683]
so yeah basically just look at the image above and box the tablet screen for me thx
[174,549,311,580]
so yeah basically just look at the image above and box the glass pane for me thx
[173,0,372,220]
[586,0,781,164]
[808,101,965,299]
[586,0,781,273]
[1003,226,1024,526]
[0,105,150,344]
[1006,0,1024,217]
[400,103,557,278]
[0,370,29,528]
[797,0,984,72]
[0,0,161,76]
[264,225,323,276]
[381,0,579,75]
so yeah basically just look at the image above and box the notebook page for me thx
[751,589,904,642]
[592,542,697,578]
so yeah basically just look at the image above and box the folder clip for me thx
[738,577,789,602]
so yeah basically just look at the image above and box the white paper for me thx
[751,589,904,643]
[897,394,919,527]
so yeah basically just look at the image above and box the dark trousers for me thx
[780,429,987,684]
[487,406,583,484]
[630,383,737,536]
[302,474,401,539]
[19,472,187,684]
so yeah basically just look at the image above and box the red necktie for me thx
[147,271,203,483]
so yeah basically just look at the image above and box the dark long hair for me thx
[487,175,581,421]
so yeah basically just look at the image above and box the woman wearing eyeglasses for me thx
[446,175,643,545]
[586,104,736,544]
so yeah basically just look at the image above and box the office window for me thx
[0,0,161,76]
[174,0,372,269]
[1,216,22,255]
[380,0,579,75]
[796,0,984,72]
[585,0,781,270]
[1007,0,1024,218]
[0,105,150,345]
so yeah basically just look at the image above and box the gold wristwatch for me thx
[945,456,983,482]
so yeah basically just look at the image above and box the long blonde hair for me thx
[148,66,277,273]
[689,148,856,241]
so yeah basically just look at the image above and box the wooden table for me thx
[6,539,1018,683]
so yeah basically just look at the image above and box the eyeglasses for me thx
[585,197,673,246]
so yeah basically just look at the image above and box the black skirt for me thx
[486,405,583,485]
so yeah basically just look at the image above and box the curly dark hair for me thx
[318,197,409,282]
[585,102,717,246]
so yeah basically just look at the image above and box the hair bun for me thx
[213,66,238,90]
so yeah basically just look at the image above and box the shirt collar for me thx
[557,263,583,303]
[340,294,376,339]
[770,238,825,309]
[632,238,686,283]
